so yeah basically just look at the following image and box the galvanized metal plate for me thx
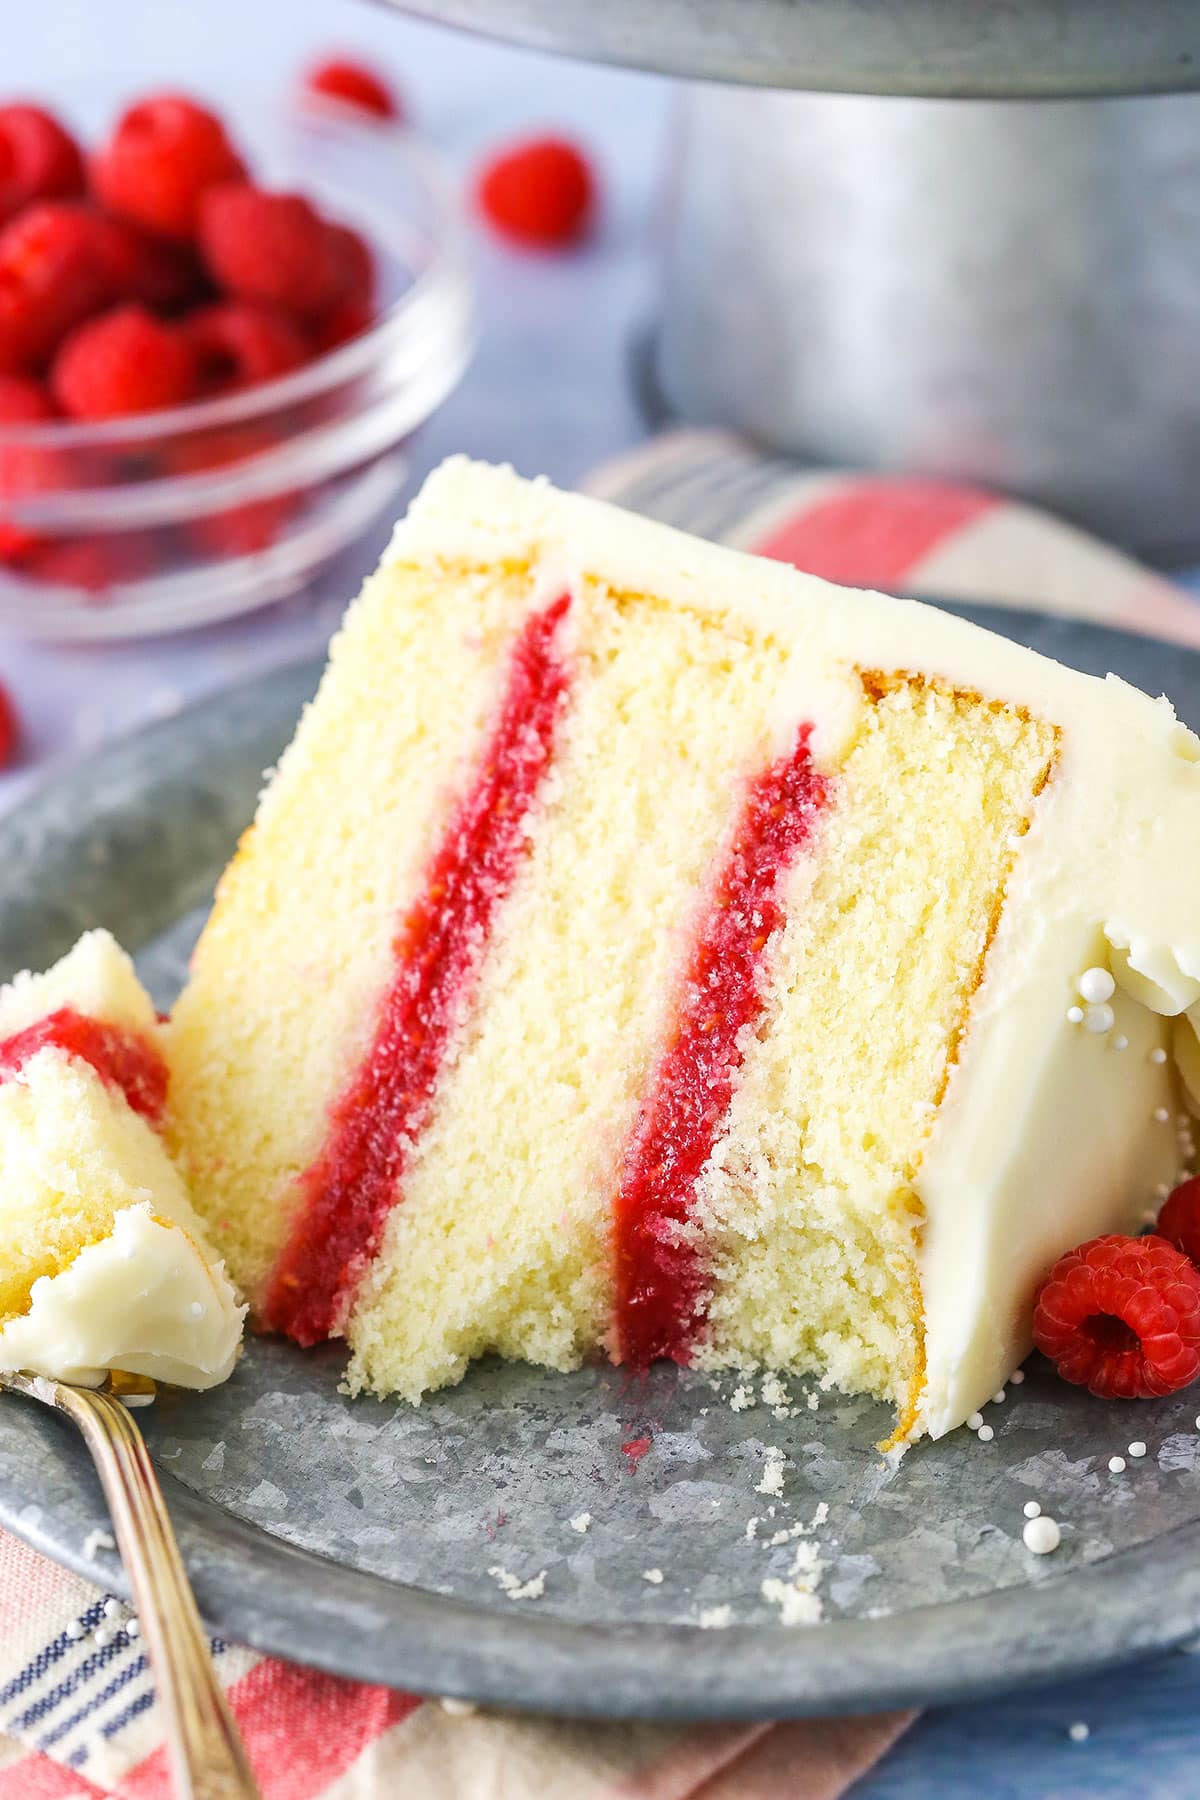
[383,0,1200,99]
[2,606,1200,1718]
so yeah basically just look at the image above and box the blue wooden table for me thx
[9,6,1200,1792]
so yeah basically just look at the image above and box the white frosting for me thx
[390,459,1200,1440]
[0,1203,245,1390]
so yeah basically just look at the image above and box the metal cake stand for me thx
[386,0,1200,100]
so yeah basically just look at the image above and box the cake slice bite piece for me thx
[0,931,244,1389]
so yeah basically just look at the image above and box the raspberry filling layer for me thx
[614,724,829,1368]
[0,1006,168,1125]
[263,595,573,1344]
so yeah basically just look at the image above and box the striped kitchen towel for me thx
[1,426,1195,1798]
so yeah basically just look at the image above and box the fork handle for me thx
[59,1385,260,1800]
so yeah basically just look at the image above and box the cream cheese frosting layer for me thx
[0,1202,245,1389]
[393,459,1200,1439]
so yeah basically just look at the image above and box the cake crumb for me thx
[642,1568,664,1585]
[760,1541,824,1626]
[730,1385,754,1412]
[760,1373,789,1409]
[807,1392,818,1411]
[82,1530,115,1560]
[569,1513,592,1534]
[744,1517,760,1542]
[755,1447,787,1497]
[699,1605,733,1630]
[488,1565,546,1601]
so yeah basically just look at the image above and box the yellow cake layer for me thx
[693,679,1058,1430]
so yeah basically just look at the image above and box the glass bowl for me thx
[0,102,474,640]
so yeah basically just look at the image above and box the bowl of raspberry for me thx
[0,86,473,638]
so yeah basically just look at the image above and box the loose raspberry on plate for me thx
[1156,1175,1200,1270]
[0,203,118,374]
[1033,1232,1200,1399]
[0,105,85,225]
[302,58,402,122]
[0,373,60,562]
[186,302,310,394]
[476,136,595,248]
[53,304,199,421]
[92,94,246,241]
[199,183,346,320]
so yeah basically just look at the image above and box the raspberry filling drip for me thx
[0,1006,168,1125]
[614,725,829,1369]
[263,595,573,1345]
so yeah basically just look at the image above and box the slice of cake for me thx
[170,457,1199,1444]
[0,932,244,1388]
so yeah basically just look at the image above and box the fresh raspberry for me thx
[476,137,595,248]
[52,305,199,421]
[0,683,20,769]
[199,184,346,321]
[92,94,246,241]
[311,222,376,351]
[0,373,61,562]
[1033,1232,1200,1399]
[1156,1175,1200,1269]
[186,303,309,394]
[302,58,402,122]
[0,203,117,374]
[95,216,205,314]
[0,106,85,225]
[28,534,152,596]
[168,426,297,558]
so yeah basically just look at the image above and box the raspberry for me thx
[168,426,297,557]
[0,203,117,374]
[302,59,402,122]
[1033,1232,1200,1399]
[186,303,309,394]
[0,373,61,562]
[0,682,20,769]
[476,137,595,248]
[28,534,151,596]
[95,216,205,314]
[0,106,85,225]
[53,305,199,421]
[312,223,376,351]
[199,185,347,321]
[1156,1175,1200,1268]
[92,94,246,241]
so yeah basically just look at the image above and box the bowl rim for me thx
[0,114,469,455]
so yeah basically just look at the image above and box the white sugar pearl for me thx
[126,1617,140,1639]
[1151,1047,1168,1064]
[1066,1005,1085,1025]
[1079,967,1115,1004]
[992,1389,1006,1404]
[967,1412,984,1430]
[1155,1107,1171,1124]
[977,1424,995,1442]
[93,1626,113,1649]
[1083,1003,1115,1035]
[1108,1456,1126,1473]
[1128,1442,1147,1459]
[1068,1721,1090,1743]
[102,1598,121,1620]
[1112,1034,1129,1051]
[188,1301,205,1319]
[1023,1500,1042,1518]
[65,1620,84,1641]
[1010,1369,1026,1385]
[1023,1515,1061,1554]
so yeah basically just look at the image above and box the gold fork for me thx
[1,1368,259,1800]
